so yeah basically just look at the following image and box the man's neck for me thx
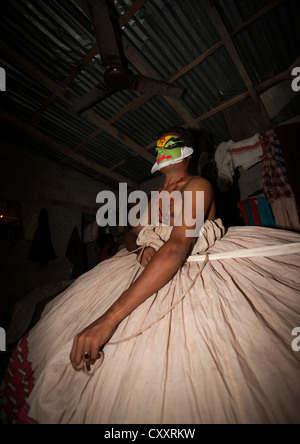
[162,167,189,189]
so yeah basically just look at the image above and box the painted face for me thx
[151,134,194,174]
[156,135,184,165]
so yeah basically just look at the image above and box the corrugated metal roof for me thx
[80,131,135,166]
[120,0,221,77]
[113,95,185,144]
[0,0,299,188]
[272,93,300,126]
[222,0,300,84]
[0,0,95,81]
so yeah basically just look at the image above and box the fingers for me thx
[144,250,153,262]
[138,247,156,266]
[70,332,103,371]
[70,334,80,370]
[70,333,85,370]
[91,341,100,361]
[70,318,116,372]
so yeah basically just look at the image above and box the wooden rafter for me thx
[29,46,99,124]
[231,0,285,37]
[203,0,272,128]
[90,39,199,181]
[0,40,72,105]
[194,56,300,124]
[1,45,294,186]
[27,0,284,154]
[1,0,289,185]
[66,0,284,157]
[0,108,138,189]
[0,40,155,165]
[31,0,149,125]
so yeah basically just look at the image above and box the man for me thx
[3,128,299,424]
[70,129,216,370]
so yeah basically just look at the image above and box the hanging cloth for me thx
[28,208,57,267]
[65,227,86,279]
[262,129,293,203]
[256,197,276,228]
[245,200,254,226]
[237,200,249,225]
[249,199,262,226]
[275,123,300,216]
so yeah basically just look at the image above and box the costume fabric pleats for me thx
[1,220,300,424]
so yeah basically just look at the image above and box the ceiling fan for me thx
[70,0,185,114]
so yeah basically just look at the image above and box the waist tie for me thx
[80,247,209,376]
[80,241,300,375]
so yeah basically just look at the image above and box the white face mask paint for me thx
[151,146,194,174]
[151,134,194,174]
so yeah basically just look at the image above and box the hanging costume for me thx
[28,208,56,267]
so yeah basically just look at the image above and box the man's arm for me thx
[70,177,214,368]
[105,177,214,324]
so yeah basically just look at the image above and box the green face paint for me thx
[151,134,194,174]
[155,145,183,166]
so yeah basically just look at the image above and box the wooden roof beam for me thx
[0,40,155,166]
[33,0,282,159]
[70,0,288,160]
[99,0,283,124]
[203,0,272,128]
[107,0,283,130]
[1,0,285,177]
[31,0,149,124]
[30,46,99,124]
[31,0,281,127]
[0,108,138,189]
[194,56,300,123]
[60,34,199,171]
[231,0,285,37]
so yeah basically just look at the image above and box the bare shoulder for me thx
[183,175,216,219]
[184,175,213,192]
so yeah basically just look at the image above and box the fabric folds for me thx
[1,221,300,424]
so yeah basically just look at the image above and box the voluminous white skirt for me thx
[17,223,300,424]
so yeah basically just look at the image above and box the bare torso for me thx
[154,175,216,226]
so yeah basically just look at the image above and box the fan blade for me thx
[87,0,124,68]
[69,83,115,114]
[127,75,185,99]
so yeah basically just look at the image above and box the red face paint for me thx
[157,155,172,164]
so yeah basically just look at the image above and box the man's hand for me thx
[137,246,156,267]
[70,316,117,370]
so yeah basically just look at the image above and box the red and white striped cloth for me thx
[262,129,293,203]
[230,133,264,170]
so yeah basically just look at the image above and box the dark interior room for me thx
[0,0,300,426]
